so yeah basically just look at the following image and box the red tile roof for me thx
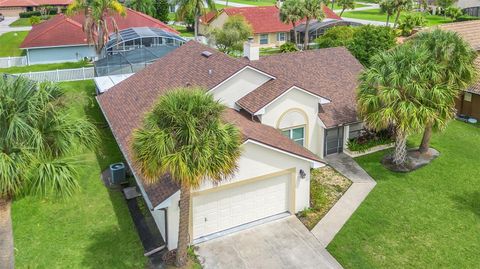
[20,8,179,49]
[0,0,71,7]
[97,41,327,206]
[213,5,341,34]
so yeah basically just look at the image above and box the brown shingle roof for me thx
[97,41,324,207]
[438,20,480,51]
[238,47,363,127]
[468,56,480,95]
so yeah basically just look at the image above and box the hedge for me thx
[19,8,57,18]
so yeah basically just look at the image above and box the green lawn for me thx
[0,61,92,74]
[12,80,148,268]
[0,31,28,57]
[9,16,51,27]
[224,0,366,8]
[171,24,194,37]
[328,120,480,268]
[340,9,453,26]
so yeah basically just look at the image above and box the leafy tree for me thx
[67,0,126,54]
[357,44,439,166]
[436,0,456,10]
[411,29,477,154]
[0,77,98,268]
[132,89,241,267]
[315,25,356,48]
[211,15,253,54]
[279,0,305,45]
[280,42,300,52]
[347,25,396,66]
[29,15,41,25]
[303,0,324,49]
[337,0,355,16]
[445,6,463,21]
[126,0,155,17]
[379,0,396,26]
[155,0,170,23]
[175,0,216,39]
[397,12,426,36]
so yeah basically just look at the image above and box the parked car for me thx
[0,13,4,22]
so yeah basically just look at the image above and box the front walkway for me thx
[311,153,376,246]
[196,216,342,269]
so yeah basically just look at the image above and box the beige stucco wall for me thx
[156,140,318,249]
[253,32,289,48]
[260,88,325,158]
[209,67,271,109]
[0,7,27,16]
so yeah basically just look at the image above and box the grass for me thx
[0,31,28,57]
[297,167,352,230]
[12,80,148,268]
[339,9,453,26]
[328,120,480,268]
[0,61,92,74]
[171,24,195,37]
[9,16,52,27]
[259,47,282,56]
[225,0,276,6]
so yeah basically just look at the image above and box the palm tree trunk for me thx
[175,183,191,267]
[393,131,408,166]
[386,13,390,26]
[0,198,14,269]
[393,10,401,28]
[194,11,199,40]
[419,123,432,154]
[303,18,310,50]
[340,8,346,16]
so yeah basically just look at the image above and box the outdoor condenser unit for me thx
[109,162,126,185]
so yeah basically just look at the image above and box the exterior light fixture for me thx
[299,169,306,179]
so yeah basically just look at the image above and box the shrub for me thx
[315,26,356,48]
[347,129,394,153]
[19,11,42,18]
[29,16,41,25]
[279,42,299,52]
[398,13,426,36]
[445,6,463,21]
[347,25,396,66]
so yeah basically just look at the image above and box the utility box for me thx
[110,162,126,185]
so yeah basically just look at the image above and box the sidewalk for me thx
[311,153,376,246]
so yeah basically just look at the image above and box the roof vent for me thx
[201,51,213,58]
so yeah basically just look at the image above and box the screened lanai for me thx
[95,27,186,76]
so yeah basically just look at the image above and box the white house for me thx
[97,40,363,250]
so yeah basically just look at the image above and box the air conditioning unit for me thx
[109,162,126,185]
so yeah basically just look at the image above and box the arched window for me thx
[277,109,308,146]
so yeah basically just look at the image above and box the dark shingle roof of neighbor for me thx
[97,41,361,206]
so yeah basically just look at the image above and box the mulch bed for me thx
[382,148,440,172]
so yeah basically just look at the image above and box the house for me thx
[438,20,480,120]
[19,8,180,65]
[199,5,340,48]
[96,40,363,250]
[0,0,71,17]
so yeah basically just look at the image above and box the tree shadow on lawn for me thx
[450,191,480,218]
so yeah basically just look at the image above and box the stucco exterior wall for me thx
[458,92,480,119]
[253,32,289,48]
[209,67,271,108]
[456,0,480,9]
[0,7,26,16]
[26,45,96,65]
[260,88,324,158]
[156,141,318,250]
[199,12,229,36]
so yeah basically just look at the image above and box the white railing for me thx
[0,56,27,68]
[13,67,95,82]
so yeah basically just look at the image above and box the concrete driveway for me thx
[196,216,342,269]
[0,17,32,35]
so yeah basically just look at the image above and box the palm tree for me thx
[0,76,98,269]
[132,89,241,267]
[175,0,216,40]
[412,29,477,154]
[303,0,324,49]
[279,0,305,45]
[337,0,355,16]
[392,0,413,28]
[67,0,126,54]
[379,0,395,26]
[357,44,439,167]
[127,0,155,17]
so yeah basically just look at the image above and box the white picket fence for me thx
[0,56,27,68]
[13,67,95,82]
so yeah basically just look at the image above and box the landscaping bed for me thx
[297,167,352,230]
[328,121,480,268]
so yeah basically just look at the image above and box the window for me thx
[282,127,305,146]
[277,32,286,42]
[464,92,472,102]
[260,34,269,45]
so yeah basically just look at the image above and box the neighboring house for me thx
[20,8,179,65]
[96,40,363,250]
[294,18,359,45]
[438,20,480,119]
[199,5,340,48]
[0,0,71,16]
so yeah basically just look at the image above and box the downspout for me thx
[160,208,168,248]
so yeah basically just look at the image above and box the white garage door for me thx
[192,173,291,239]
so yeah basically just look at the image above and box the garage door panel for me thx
[193,173,291,239]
